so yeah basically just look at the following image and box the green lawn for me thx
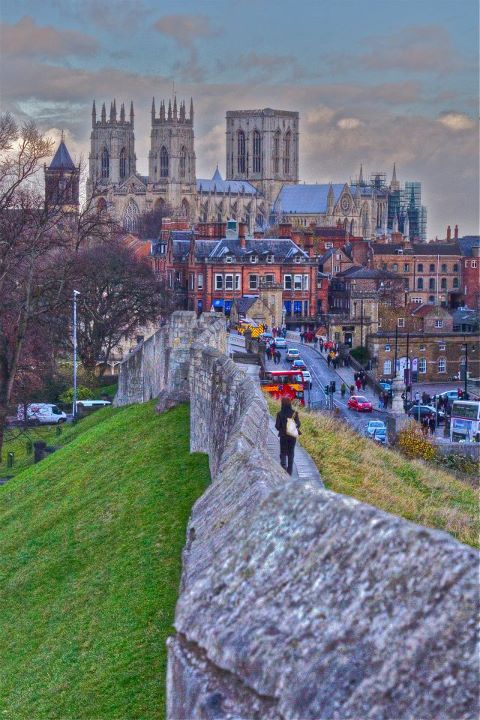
[0,402,210,720]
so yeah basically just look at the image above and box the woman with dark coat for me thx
[275,397,301,476]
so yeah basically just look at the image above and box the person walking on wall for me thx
[275,397,301,476]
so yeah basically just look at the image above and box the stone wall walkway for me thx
[267,412,324,487]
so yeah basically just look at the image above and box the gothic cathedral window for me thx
[273,131,280,174]
[123,200,139,232]
[119,148,127,179]
[101,148,109,179]
[179,146,187,179]
[237,130,246,174]
[283,131,291,175]
[160,147,169,178]
[252,130,261,173]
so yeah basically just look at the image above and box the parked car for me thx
[76,400,112,415]
[365,420,386,438]
[372,427,388,444]
[407,404,446,422]
[292,358,307,371]
[274,337,287,349]
[16,403,67,425]
[301,370,313,389]
[347,395,373,412]
[286,348,300,361]
[433,389,460,404]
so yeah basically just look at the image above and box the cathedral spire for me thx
[359,163,364,185]
[91,100,96,127]
[109,100,115,122]
[101,102,106,123]
[173,95,177,120]
[130,101,134,127]
[189,97,194,122]
[120,102,125,122]
[160,100,165,122]
[179,100,185,122]
[390,163,399,191]
[151,97,156,121]
[168,99,172,121]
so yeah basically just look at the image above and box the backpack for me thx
[286,417,299,438]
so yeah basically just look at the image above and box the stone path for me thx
[267,415,324,487]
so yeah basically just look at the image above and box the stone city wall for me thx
[114,311,479,719]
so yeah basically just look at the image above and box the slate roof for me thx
[452,307,479,327]
[318,246,352,264]
[207,237,309,261]
[49,140,76,171]
[234,296,258,315]
[274,184,344,214]
[339,266,401,281]
[410,242,460,255]
[458,236,480,257]
[197,167,258,195]
[369,243,408,255]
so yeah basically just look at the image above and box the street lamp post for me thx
[73,290,80,420]
[463,339,468,399]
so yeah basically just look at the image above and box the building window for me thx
[264,273,274,285]
[435,319,443,328]
[383,360,392,375]
[397,318,405,328]
[294,274,303,290]
[428,295,435,303]
[237,130,246,173]
[438,357,446,373]
[304,300,309,315]
[122,199,139,232]
[417,278,424,290]
[384,344,391,352]
[429,263,435,272]
[453,263,458,272]
[250,255,258,264]
[284,274,292,289]
[429,278,435,290]
[119,147,127,178]
[189,273,195,290]
[441,263,447,273]
[225,255,233,263]
[441,277,447,289]
[266,254,274,263]
[283,130,291,174]
[160,146,169,177]
[336,253,341,260]
[453,277,459,288]
[419,358,427,373]
[472,260,477,268]
[215,274,223,290]
[252,130,261,173]
[334,265,340,273]
[249,274,258,290]
[294,255,302,263]
[273,131,281,174]
[101,148,109,178]
[303,274,309,290]
[392,263,398,272]
[225,274,233,290]
[417,263,423,272]
[412,297,422,304]
[439,342,446,351]
[179,146,187,178]
[197,273,204,289]
[404,263,410,272]
[325,242,333,249]
[235,274,241,291]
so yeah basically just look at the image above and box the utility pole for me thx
[73,290,80,420]
[394,325,398,378]
[464,339,468,399]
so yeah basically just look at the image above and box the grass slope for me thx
[0,402,210,720]
[269,399,479,548]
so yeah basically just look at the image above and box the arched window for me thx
[119,148,127,179]
[429,278,435,290]
[417,278,424,290]
[160,147,169,178]
[256,213,264,228]
[181,198,190,219]
[252,130,261,173]
[237,130,246,174]
[179,146,187,179]
[101,148,109,178]
[273,130,281,174]
[283,130,291,174]
[123,200,139,232]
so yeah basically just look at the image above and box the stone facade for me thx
[114,311,479,719]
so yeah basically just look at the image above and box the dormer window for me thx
[266,254,274,263]
[225,255,233,264]
[294,255,302,263]
[325,242,333,249]
[250,255,258,264]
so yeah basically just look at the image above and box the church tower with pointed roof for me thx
[44,135,80,212]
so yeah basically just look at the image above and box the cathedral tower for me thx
[86,99,136,197]
[225,108,299,204]
[44,134,79,213]
[148,96,196,218]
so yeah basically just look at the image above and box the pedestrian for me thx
[421,416,429,436]
[282,327,287,338]
[327,354,331,367]
[313,335,318,347]
[275,350,281,365]
[414,391,420,403]
[332,358,338,369]
[355,378,362,392]
[362,377,367,391]
[275,397,301,476]
[300,332,304,344]
[340,382,346,398]
[350,385,355,396]
[428,415,436,435]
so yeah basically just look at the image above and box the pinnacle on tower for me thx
[120,103,125,122]
[92,100,96,126]
[168,99,172,121]
[179,100,185,122]
[392,162,397,184]
[101,102,106,123]
[151,97,156,120]
[160,100,165,122]
[190,97,194,121]
[359,163,364,185]
[173,95,177,120]
[109,101,115,122]
[130,101,134,127]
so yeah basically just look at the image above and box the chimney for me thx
[454,224,459,240]
[239,222,248,249]
[279,222,292,238]
[446,225,451,241]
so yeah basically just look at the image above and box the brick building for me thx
[368,304,480,382]
[152,220,325,327]
[458,236,480,310]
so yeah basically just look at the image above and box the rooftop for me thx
[197,168,258,196]
[49,140,76,171]
[274,184,344,214]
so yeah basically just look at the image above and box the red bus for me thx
[261,370,305,405]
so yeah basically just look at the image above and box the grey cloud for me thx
[236,52,306,82]
[0,15,98,58]
[153,14,218,48]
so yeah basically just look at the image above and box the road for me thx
[262,341,387,436]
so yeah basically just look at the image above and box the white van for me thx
[17,403,67,425]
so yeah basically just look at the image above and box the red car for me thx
[348,395,373,412]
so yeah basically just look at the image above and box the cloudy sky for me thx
[1,0,478,238]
